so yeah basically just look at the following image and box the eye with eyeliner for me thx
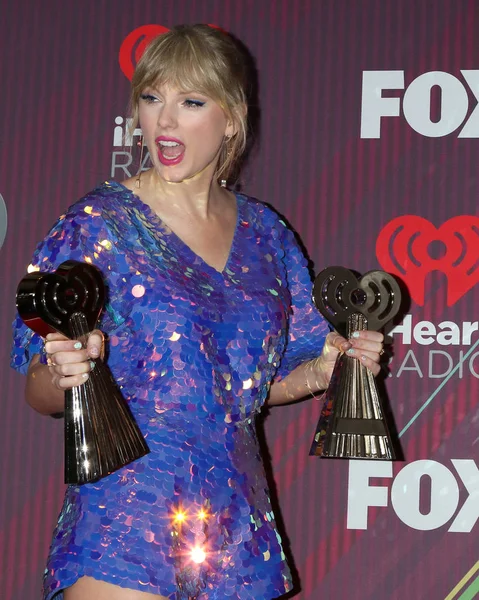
[140,93,158,104]
[183,99,206,108]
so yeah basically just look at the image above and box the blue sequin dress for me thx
[11,181,328,600]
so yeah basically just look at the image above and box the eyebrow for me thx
[178,90,209,97]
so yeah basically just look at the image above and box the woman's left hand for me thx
[312,330,384,389]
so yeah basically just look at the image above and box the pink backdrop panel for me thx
[1,1,478,598]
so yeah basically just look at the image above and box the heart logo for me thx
[119,24,170,81]
[312,266,401,337]
[376,216,479,306]
[16,260,105,338]
[118,24,224,81]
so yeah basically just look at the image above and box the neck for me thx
[139,168,227,220]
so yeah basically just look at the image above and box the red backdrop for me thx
[1,1,478,598]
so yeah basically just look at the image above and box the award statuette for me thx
[16,260,149,484]
[309,267,401,460]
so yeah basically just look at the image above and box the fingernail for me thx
[90,361,96,371]
[347,348,355,355]
[89,347,99,357]
[352,331,360,338]
[73,342,82,350]
[361,355,367,362]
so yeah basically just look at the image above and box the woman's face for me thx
[138,83,234,184]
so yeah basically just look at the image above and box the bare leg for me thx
[64,576,170,600]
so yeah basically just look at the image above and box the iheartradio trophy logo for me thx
[118,24,222,80]
[376,216,479,307]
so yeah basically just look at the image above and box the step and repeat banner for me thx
[1,1,478,598]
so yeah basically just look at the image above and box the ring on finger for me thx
[47,355,57,367]
[379,349,385,356]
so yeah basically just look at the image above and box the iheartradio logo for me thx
[376,216,479,307]
[119,25,170,81]
[119,24,223,81]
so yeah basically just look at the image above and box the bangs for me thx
[133,31,228,106]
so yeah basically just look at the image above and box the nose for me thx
[157,101,177,129]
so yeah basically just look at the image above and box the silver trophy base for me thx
[310,314,395,460]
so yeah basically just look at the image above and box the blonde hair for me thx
[130,24,249,182]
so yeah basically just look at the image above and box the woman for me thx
[11,25,383,600]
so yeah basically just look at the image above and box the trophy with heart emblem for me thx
[309,267,401,460]
[16,260,149,484]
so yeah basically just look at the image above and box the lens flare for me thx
[173,509,187,524]
[190,546,206,564]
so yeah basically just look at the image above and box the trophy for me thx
[309,267,401,460]
[16,260,149,484]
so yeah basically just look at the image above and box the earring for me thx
[219,136,233,188]
[135,136,145,188]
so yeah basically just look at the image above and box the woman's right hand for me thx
[44,330,104,390]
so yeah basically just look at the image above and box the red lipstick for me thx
[155,136,185,166]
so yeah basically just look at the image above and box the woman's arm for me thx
[26,355,66,415]
[25,332,103,416]
[268,330,383,406]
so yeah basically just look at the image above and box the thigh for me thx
[64,576,170,600]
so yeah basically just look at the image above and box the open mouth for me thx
[156,138,185,164]
[158,140,184,159]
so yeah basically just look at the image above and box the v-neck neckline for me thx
[111,180,242,276]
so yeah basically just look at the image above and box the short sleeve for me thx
[11,199,120,375]
[274,220,329,380]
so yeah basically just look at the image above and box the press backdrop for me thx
[1,1,479,599]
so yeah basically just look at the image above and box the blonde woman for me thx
[12,25,383,600]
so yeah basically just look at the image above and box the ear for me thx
[225,121,235,138]
[225,103,247,137]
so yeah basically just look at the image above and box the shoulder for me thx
[236,192,301,250]
[62,180,131,221]
[49,180,136,245]
[236,193,311,280]
[235,192,290,234]
[29,181,134,265]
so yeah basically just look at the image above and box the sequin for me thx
[11,181,328,599]
[132,284,146,298]
[100,239,113,250]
